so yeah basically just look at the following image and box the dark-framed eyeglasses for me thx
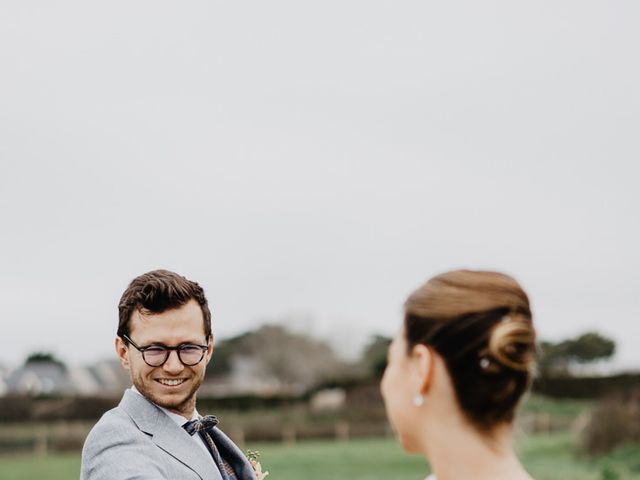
[121,334,209,367]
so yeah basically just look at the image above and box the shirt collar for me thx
[130,385,200,426]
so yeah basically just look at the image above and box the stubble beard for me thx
[132,371,204,417]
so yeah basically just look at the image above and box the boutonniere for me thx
[246,449,270,479]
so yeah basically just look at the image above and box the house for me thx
[6,361,73,395]
[68,360,131,396]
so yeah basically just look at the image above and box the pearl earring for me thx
[413,393,424,407]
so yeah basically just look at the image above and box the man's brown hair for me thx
[117,269,212,341]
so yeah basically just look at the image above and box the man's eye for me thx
[145,347,166,355]
[180,345,202,354]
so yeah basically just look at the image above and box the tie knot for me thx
[182,415,219,436]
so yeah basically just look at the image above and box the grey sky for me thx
[1,1,638,369]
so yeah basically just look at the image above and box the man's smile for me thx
[155,378,188,387]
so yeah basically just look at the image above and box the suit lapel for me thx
[119,390,219,480]
[209,427,257,480]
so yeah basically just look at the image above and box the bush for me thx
[31,396,119,421]
[581,388,640,455]
[0,395,120,423]
[0,395,34,421]
[533,373,640,399]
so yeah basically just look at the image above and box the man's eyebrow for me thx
[144,340,205,348]
[144,341,169,348]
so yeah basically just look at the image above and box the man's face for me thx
[115,299,213,419]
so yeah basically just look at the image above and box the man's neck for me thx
[129,385,197,421]
[159,404,198,423]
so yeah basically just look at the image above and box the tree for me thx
[206,324,348,393]
[566,332,615,363]
[360,335,391,379]
[24,352,67,371]
[538,331,616,377]
[206,339,235,377]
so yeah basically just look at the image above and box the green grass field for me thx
[1,434,639,480]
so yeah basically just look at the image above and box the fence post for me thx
[536,412,551,433]
[282,426,296,445]
[34,428,48,457]
[335,421,349,441]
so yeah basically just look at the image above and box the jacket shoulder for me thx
[80,406,165,480]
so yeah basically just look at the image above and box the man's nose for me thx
[162,350,184,373]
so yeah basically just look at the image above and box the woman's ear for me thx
[411,344,434,394]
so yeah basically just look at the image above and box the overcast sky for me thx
[1,1,638,370]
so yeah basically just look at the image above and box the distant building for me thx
[201,324,349,397]
[201,356,293,397]
[68,360,131,396]
[5,359,130,397]
[310,388,346,411]
[6,361,73,395]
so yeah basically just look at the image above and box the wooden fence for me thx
[0,413,576,457]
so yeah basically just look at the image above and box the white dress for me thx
[425,475,436,480]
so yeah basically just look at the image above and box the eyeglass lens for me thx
[143,345,204,366]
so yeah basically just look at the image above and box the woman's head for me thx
[382,269,536,447]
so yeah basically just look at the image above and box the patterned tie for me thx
[183,415,219,435]
[183,416,238,480]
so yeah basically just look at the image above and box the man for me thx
[81,269,256,480]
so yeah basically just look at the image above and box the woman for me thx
[381,270,536,480]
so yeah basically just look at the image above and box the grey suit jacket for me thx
[80,389,257,480]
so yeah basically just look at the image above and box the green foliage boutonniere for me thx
[246,449,270,480]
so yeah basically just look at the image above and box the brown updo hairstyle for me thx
[404,270,536,431]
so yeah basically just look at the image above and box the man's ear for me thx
[411,344,434,395]
[115,336,130,370]
[205,335,214,365]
